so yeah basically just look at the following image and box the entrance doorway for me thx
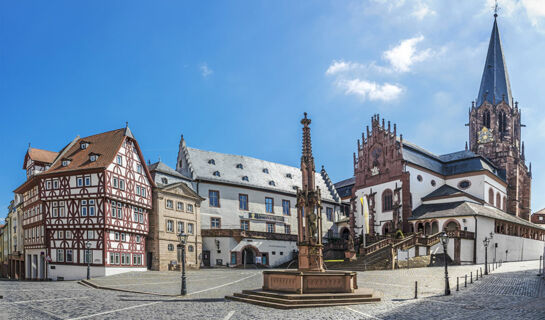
[242,247,255,266]
[202,250,210,267]
[341,228,350,241]
[147,252,152,269]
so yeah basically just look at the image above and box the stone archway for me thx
[341,228,350,241]
[431,221,439,234]
[242,247,256,265]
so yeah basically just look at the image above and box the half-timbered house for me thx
[14,125,154,280]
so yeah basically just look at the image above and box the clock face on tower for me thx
[478,127,494,144]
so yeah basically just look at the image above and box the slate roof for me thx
[401,140,505,180]
[184,147,339,203]
[476,17,513,107]
[148,161,187,180]
[409,201,540,229]
[421,185,467,200]
[334,177,355,199]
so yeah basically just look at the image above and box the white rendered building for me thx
[174,136,342,267]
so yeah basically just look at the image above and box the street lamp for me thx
[439,231,450,296]
[483,232,493,275]
[178,232,188,295]
[86,242,91,280]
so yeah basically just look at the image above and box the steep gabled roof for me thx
[476,16,513,107]
[23,148,58,169]
[148,161,187,180]
[45,129,127,174]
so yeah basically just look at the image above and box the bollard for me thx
[471,272,473,283]
[415,281,418,299]
[456,277,459,291]
[480,267,483,278]
[465,274,467,287]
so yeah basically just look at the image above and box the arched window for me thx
[488,188,494,205]
[496,193,501,209]
[242,176,249,182]
[382,189,393,211]
[213,171,221,177]
[444,220,460,232]
[502,196,507,211]
[483,110,491,128]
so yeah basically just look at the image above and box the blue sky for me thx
[2,0,545,218]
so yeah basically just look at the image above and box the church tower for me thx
[468,14,531,220]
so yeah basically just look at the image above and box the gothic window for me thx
[488,188,494,205]
[483,110,491,128]
[498,111,507,134]
[382,189,393,211]
[502,196,507,211]
[496,193,501,209]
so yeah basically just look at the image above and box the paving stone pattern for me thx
[0,260,544,320]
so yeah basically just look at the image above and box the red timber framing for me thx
[14,127,155,274]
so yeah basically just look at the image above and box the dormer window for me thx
[213,171,221,177]
[263,168,269,174]
[62,160,70,167]
[286,173,292,179]
[269,180,275,186]
[80,141,90,150]
[161,177,168,184]
[208,159,215,165]
[242,176,249,182]
[89,153,99,162]
[236,163,243,169]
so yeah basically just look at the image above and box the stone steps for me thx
[225,289,382,309]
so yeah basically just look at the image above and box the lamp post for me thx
[439,231,450,296]
[483,232,493,275]
[178,232,188,295]
[86,242,91,280]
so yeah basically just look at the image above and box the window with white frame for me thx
[136,235,141,243]
[84,175,91,186]
[117,202,122,219]
[113,177,118,188]
[57,230,63,239]
[138,208,143,223]
[141,188,146,197]
[87,230,95,239]
[121,233,126,241]
[177,201,184,211]
[166,199,173,209]
[46,181,52,190]
[66,230,72,239]
[81,200,88,216]
[110,252,115,265]
[133,207,138,221]
[52,207,58,217]
[211,217,221,229]
[57,249,64,262]
[188,223,194,234]
[136,186,141,196]
[89,199,95,216]
[77,177,83,187]
[186,204,194,213]
[119,179,125,190]
[111,201,117,217]
[137,164,142,174]
[116,155,123,166]
[53,180,59,189]
[114,232,120,241]
[167,220,174,232]
[115,252,120,264]
[177,221,184,233]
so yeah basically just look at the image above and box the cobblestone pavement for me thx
[1,260,544,319]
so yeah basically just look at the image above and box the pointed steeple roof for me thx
[476,16,513,107]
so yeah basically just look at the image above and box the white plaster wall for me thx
[104,267,147,276]
[48,265,106,281]
[407,166,444,209]
[236,238,298,267]
[460,239,474,263]
[197,182,337,236]
[354,179,402,235]
[445,175,485,201]
[202,237,239,267]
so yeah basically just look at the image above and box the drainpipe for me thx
[473,216,478,264]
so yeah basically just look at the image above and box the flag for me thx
[360,195,369,234]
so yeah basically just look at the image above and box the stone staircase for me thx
[325,232,442,271]
[226,288,382,309]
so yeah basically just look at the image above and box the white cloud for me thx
[412,1,436,20]
[521,0,545,27]
[338,78,403,101]
[383,35,433,72]
[200,63,213,77]
[326,60,353,75]
[484,0,545,29]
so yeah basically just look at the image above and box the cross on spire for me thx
[493,0,499,18]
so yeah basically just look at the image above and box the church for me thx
[338,14,544,265]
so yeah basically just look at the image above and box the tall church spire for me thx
[300,112,315,191]
[476,15,513,107]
